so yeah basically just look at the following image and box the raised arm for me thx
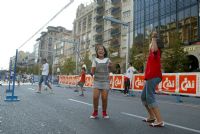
[150,32,158,52]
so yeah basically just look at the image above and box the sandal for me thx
[149,122,165,127]
[142,118,156,123]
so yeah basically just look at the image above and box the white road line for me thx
[68,98,200,133]
[68,99,93,106]
[121,112,200,134]
[28,88,35,91]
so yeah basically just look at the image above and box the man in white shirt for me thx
[124,62,137,95]
[36,59,53,93]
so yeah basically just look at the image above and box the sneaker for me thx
[102,111,109,119]
[149,122,165,127]
[74,89,79,92]
[90,111,98,119]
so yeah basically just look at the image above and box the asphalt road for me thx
[0,84,200,134]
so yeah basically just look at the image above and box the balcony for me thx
[96,6,104,15]
[111,7,121,16]
[111,0,121,5]
[111,18,121,26]
[95,15,103,23]
[95,35,103,43]
[111,28,121,37]
[109,39,120,55]
[96,25,103,33]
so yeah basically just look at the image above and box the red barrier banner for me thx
[75,75,80,85]
[85,75,93,87]
[161,75,176,93]
[109,75,113,89]
[68,76,72,85]
[59,75,64,84]
[133,75,145,91]
[113,75,123,90]
[65,76,68,84]
[58,73,200,97]
[179,74,197,95]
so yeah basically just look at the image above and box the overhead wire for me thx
[18,0,74,50]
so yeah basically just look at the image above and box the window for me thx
[191,5,197,17]
[178,11,184,21]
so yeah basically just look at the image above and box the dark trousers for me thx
[124,78,130,94]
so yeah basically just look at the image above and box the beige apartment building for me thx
[73,0,133,72]
[35,26,72,68]
[73,3,96,61]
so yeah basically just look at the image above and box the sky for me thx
[0,0,92,70]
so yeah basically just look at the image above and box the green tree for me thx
[162,32,189,73]
[33,64,40,75]
[61,57,76,75]
[130,33,150,72]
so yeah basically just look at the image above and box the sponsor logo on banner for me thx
[109,76,113,89]
[65,76,69,85]
[113,75,123,89]
[75,76,79,84]
[85,75,93,87]
[59,75,63,84]
[68,76,72,85]
[134,75,144,90]
[162,75,176,93]
[72,76,76,85]
[179,75,196,94]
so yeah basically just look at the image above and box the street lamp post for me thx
[103,16,130,70]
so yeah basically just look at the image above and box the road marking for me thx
[68,99,93,106]
[28,88,35,91]
[68,98,200,133]
[121,112,200,134]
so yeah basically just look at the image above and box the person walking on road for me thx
[90,45,112,119]
[74,62,87,92]
[77,67,86,96]
[141,32,164,127]
[124,62,137,96]
[36,59,53,93]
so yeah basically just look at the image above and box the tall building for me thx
[73,0,133,72]
[36,26,72,66]
[133,0,200,71]
[94,0,134,71]
[73,3,95,61]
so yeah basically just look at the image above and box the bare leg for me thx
[93,88,100,111]
[144,105,155,119]
[80,87,84,95]
[47,83,52,89]
[151,107,163,123]
[101,89,108,112]
[38,84,42,92]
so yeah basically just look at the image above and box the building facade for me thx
[73,3,95,61]
[94,0,133,71]
[133,0,200,71]
[36,26,72,65]
[73,0,133,72]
